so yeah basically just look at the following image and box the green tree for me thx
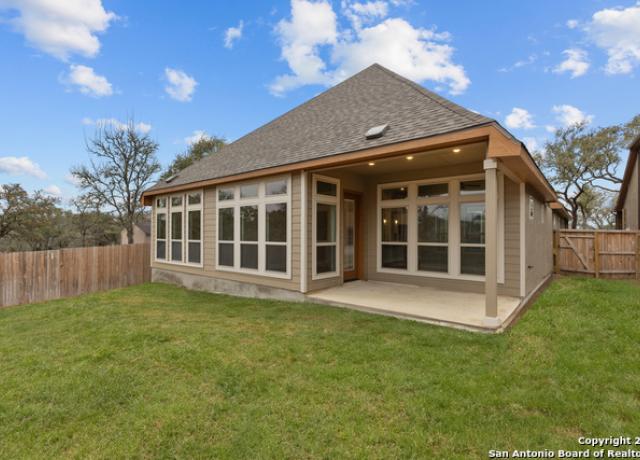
[71,119,161,244]
[0,184,62,251]
[161,135,226,180]
[535,118,637,228]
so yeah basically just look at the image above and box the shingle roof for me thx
[148,63,494,192]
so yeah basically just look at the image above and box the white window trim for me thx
[215,175,292,279]
[186,192,204,266]
[154,190,204,268]
[312,174,341,280]
[376,173,505,283]
[154,197,168,262]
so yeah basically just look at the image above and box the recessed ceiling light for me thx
[368,162,375,166]
[453,148,461,153]
[406,155,414,160]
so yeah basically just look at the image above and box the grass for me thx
[1,277,639,459]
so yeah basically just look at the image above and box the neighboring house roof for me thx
[147,63,494,193]
[615,133,640,211]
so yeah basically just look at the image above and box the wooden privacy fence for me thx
[554,230,640,279]
[0,243,150,308]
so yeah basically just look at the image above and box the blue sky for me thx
[0,0,639,202]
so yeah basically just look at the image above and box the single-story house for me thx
[120,220,151,245]
[616,134,640,230]
[142,64,563,332]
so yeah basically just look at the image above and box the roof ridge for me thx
[371,64,491,124]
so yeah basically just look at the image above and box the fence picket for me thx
[0,244,151,308]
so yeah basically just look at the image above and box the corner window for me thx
[216,176,291,277]
[154,190,203,266]
[313,175,339,278]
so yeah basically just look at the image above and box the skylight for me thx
[365,124,389,140]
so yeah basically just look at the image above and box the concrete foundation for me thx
[152,268,307,303]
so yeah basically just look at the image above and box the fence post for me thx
[594,231,600,279]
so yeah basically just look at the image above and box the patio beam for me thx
[484,159,500,327]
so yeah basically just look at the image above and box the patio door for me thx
[343,192,361,281]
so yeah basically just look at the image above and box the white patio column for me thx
[483,159,500,327]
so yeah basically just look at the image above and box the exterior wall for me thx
[502,177,521,297]
[622,157,639,230]
[524,185,553,295]
[120,225,149,245]
[151,172,301,292]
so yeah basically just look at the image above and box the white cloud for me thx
[82,118,152,134]
[164,68,197,102]
[504,107,535,130]
[224,20,244,49]
[0,0,116,60]
[545,125,557,133]
[270,0,469,96]
[587,3,640,74]
[0,156,47,179]
[43,185,62,197]
[522,137,539,152]
[552,104,594,127]
[498,54,537,72]
[342,1,389,29]
[65,173,82,187]
[184,130,208,145]
[63,64,113,97]
[553,48,590,78]
[566,19,579,29]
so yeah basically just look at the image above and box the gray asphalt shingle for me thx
[148,63,494,192]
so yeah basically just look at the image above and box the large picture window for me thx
[377,175,501,280]
[154,191,203,266]
[216,176,291,278]
[312,175,340,279]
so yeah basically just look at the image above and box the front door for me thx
[343,192,361,281]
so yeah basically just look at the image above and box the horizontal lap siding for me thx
[525,185,553,294]
[501,177,520,297]
[151,173,301,292]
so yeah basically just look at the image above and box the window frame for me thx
[214,175,292,279]
[376,174,505,282]
[153,190,204,268]
[312,174,341,280]
[155,197,168,262]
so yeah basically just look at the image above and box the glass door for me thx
[343,193,360,281]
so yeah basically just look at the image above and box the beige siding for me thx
[151,172,301,291]
[502,177,520,297]
[622,157,639,230]
[525,186,553,294]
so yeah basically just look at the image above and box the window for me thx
[377,175,501,279]
[381,186,408,200]
[186,193,202,264]
[218,208,234,267]
[240,205,258,269]
[313,176,339,278]
[155,191,203,266]
[170,199,183,262]
[216,176,291,277]
[460,203,485,275]
[417,204,448,273]
[381,207,408,269]
[156,209,167,260]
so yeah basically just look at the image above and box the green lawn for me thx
[1,277,639,459]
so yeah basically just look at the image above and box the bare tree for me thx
[71,120,160,244]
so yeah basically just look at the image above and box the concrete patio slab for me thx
[306,280,522,332]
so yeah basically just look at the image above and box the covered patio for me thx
[307,280,522,332]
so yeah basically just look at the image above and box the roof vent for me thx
[165,174,178,183]
[365,124,389,140]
